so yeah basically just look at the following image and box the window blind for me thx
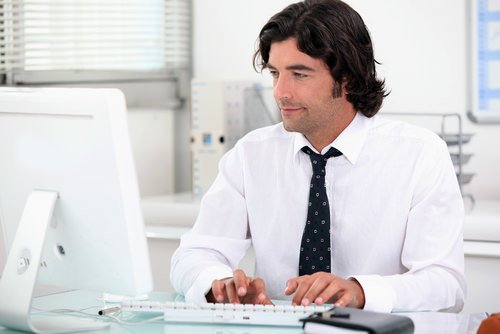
[0,0,191,83]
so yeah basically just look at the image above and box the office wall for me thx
[192,0,500,201]
[128,108,175,196]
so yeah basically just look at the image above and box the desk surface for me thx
[0,290,487,334]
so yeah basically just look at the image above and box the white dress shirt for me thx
[170,112,466,312]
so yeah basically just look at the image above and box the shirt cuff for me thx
[350,275,396,313]
[184,266,234,304]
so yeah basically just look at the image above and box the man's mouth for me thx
[280,106,304,115]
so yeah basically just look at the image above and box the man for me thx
[171,0,465,312]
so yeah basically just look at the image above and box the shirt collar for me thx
[293,112,371,164]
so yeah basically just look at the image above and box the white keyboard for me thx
[120,300,331,327]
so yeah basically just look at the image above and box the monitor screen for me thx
[0,87,153,332]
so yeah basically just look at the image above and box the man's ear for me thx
[332,81,343,98]
[341,77,348,95]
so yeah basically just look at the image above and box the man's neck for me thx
[307,110,357,153]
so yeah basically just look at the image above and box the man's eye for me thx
[294,72,307,78]
[269,70,279,78]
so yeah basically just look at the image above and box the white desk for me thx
[0,290,487,334]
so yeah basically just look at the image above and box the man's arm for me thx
[354,139,466,312]
[170,234,250,303]
[170,145,253,303]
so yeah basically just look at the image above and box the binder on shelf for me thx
[301,307,414,334]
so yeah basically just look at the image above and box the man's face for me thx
[267,38,345,143]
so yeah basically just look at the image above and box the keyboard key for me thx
[254,304,264,311]
[264,305,275,312]
[244,304,255,312]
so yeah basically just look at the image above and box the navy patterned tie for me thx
[299,146,342,276]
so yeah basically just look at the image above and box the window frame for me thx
[0,0,192,87]
[467,0,500,124]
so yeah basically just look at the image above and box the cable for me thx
[104,313,165,326]
[31,305,165,327]
[31,305,101,318]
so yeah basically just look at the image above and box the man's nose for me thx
[273,76,292,101]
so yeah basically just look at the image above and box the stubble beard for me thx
[281,108,321,138]
[278,99,307,133]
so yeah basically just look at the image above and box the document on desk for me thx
[301,307,414,334]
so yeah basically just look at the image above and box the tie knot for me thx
[301,146,342,167]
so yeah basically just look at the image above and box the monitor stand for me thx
[0,190,109,333]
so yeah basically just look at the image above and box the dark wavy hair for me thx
[253,0,388,117]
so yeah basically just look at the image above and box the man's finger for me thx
[251,278,270,304]
[292,277,311,305]
[225,279,240,304]
[315,280,341,305]
[333,290,353,307]
[211,280,226,303]
[284,278,299,296]
[233,269,249,297]
[302,275,331,305]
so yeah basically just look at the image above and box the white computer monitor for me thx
[0,87,153,333]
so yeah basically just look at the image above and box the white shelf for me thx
[464,200,500,242]
[464,240,500,258]
[141,193,200,227]
[144,225,190,240]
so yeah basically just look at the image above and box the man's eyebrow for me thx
[266,63,316,72]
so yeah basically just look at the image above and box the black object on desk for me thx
[301,307,414,333]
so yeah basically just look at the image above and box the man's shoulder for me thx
[370,115,444,146]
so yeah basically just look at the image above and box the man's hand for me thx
[285,272,365,308]
[206,269,273,304]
